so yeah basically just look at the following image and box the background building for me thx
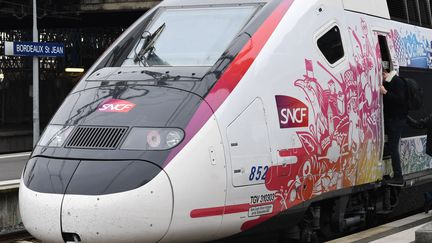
[0,0,160,153]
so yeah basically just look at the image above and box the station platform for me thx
[0,128,32,154]
[328,213,432,243]
[0,152,30,181]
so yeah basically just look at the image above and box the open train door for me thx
[342,23,394,185]
[373,28,400,179]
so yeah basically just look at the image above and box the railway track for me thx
[1,212,429,243]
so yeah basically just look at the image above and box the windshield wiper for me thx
[134,23,166,66]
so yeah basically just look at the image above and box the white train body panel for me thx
[61,172,173,243]
[342,0,390,18]
[19,182,64,243]
[161,116,226,242]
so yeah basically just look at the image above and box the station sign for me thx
[4,41,65,57]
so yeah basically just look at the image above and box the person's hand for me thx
[380,85,388,95]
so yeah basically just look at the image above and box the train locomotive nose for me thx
[19,158,173,243]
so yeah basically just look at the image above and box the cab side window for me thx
[317,26,344,64]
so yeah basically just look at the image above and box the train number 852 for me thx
[249,166,269,181]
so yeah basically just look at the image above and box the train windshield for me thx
[122,6,257,67]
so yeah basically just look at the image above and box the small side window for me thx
[419,0,431,27]
[317,26,344,64]
[407,0,420,25]
[387,0,408,22]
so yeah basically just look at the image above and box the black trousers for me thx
[384,117,406,179]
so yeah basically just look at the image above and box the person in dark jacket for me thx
[380,62,408,186]
[407,114,432,212]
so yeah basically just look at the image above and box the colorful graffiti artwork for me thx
[241,18,384,230]
[400,136,432,174]
[390,28,432,69]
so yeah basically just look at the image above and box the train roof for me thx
[159,0,271,7]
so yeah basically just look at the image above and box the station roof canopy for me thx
[0,0,160,29]
[159,0,271,6]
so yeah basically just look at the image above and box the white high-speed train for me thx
[19,0,432,242]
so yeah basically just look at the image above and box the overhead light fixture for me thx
[0,69,4,83]
[65,68,85,73]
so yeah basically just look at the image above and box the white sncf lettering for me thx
[98,99,136,113]
[276,95,308,129]
[280,108,307,124]
[99,104,133,111]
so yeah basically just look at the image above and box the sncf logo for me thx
[98,99,136,113]
[275,95,309,128]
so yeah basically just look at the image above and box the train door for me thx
[310,21,348,190]
[374,30,398,178]
[318,19,385,186]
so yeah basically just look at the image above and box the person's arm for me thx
[383,77,406,105]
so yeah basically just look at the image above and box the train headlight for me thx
[166,130,182,148]
[121,127,184,150]
[147,130,162,148]
[37,125,74,147]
